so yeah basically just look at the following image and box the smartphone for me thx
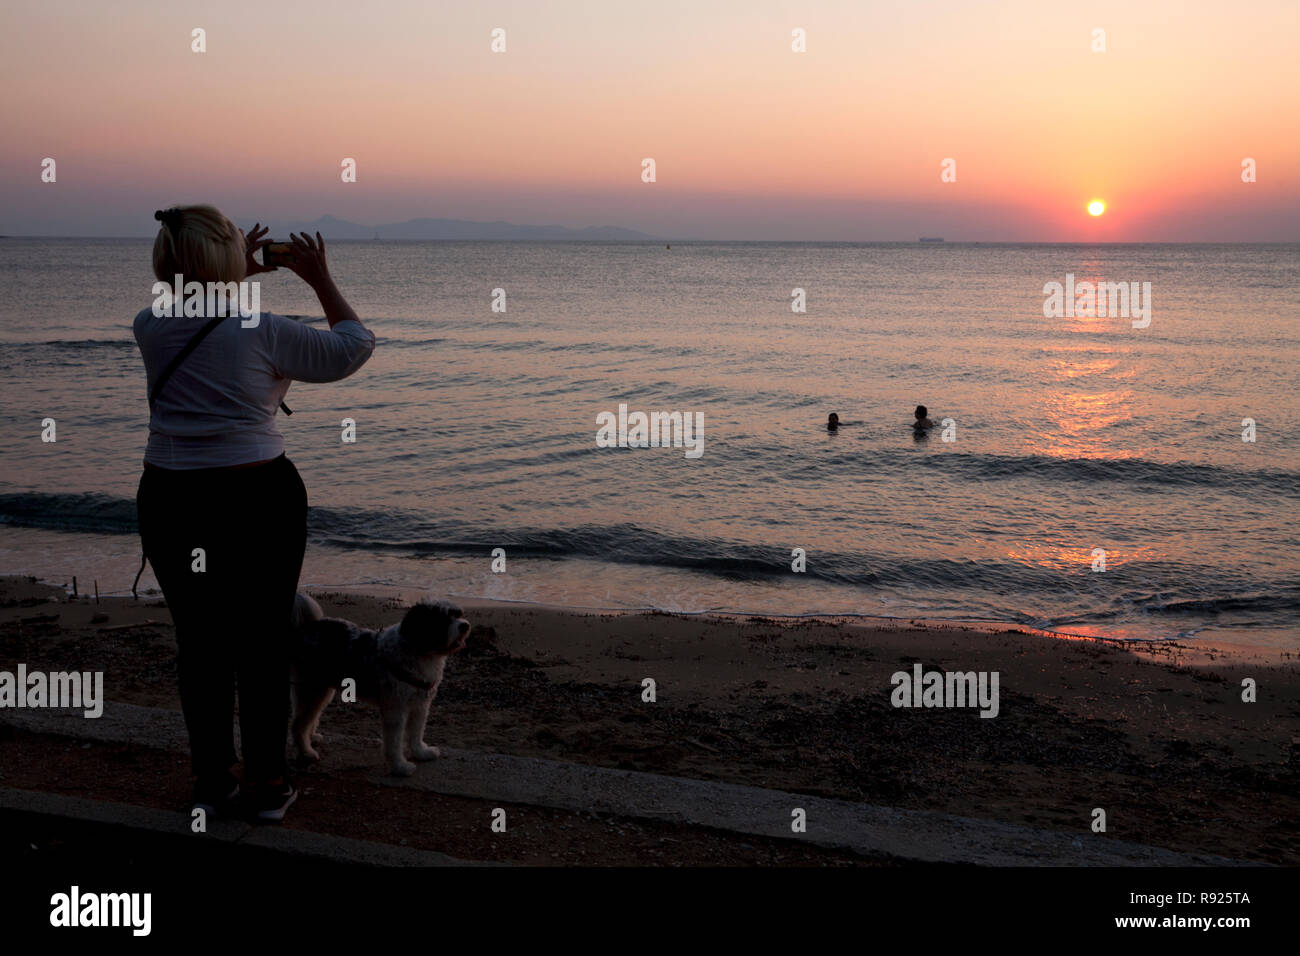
[261,242,294,268]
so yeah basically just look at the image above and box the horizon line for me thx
[3,235,1298,245]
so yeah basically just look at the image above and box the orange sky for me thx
[2,0,1296,238]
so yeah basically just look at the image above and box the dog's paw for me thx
[296,745,321,763]
[410,743,441,761]
[390,759,418,777]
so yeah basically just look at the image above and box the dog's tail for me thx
[290,591,324,629]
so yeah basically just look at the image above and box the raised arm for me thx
[283,232,363,329]
[268,231,374,382]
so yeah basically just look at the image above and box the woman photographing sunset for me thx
[133,205,373,822]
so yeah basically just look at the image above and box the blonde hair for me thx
[151,204,245,283]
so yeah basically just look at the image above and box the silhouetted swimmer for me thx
[912,405,934,430]
[827,412,841,431]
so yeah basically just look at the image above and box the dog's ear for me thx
[399,602,441,642]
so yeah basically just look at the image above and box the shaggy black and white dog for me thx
[289,593,470,776]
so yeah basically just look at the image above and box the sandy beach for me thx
[1,574,1295,865]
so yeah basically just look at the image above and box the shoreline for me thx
[1,537,1291,664]
[1,569,1258,664]
[10,570,1293,669]
[292,584,1254,667]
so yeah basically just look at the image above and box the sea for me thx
[1,238,1297,651]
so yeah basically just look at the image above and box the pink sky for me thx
[1,0,1296,239]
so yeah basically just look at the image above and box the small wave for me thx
[908,452,1300,496]
[7,339,135,350]
[1128,590,1300,617]
[0,492,139,534]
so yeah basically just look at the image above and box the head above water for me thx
[914,405,928,420]
[151,204,245,285]
[827,412,840,428]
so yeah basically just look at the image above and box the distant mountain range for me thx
[261,214,656,241]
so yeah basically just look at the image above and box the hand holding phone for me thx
[241,223,277,276]
[280,232,331,289]
[260,241,295,269]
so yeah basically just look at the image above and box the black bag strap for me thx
[148,314,229,408]
[148,314,292,415]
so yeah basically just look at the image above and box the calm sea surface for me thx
[1,239,1297,649]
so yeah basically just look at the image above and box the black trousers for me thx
[136,453,307,786]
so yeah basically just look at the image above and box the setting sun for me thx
[1087,200,1106,217]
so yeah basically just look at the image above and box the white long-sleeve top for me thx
[133,307,374,469]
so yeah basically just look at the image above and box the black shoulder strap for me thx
[148,314,293,415]
[148,314,230,408]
